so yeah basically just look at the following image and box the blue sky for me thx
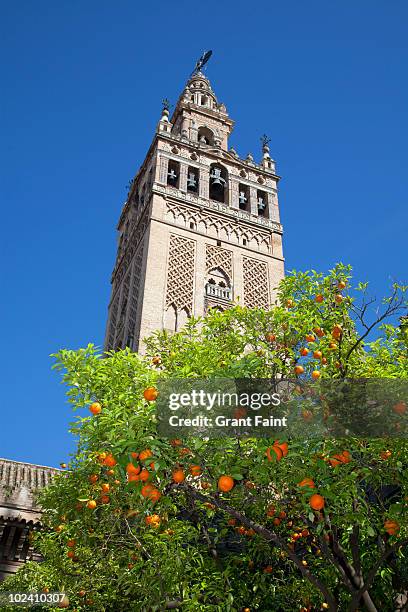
[1,1,407,467]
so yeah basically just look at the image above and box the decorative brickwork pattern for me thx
[165,235,195,313]
[243,257,269,308]
[205,245,233,278]
[126,246,144,350]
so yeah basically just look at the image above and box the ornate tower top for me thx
[105,57,284,353]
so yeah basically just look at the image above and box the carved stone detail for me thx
[165,235,196,313]
[243,257,269,309]
[205,245,233,278]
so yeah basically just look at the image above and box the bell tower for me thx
[104,57,284,352]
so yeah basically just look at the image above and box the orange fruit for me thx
[97,452,107,462]
[314,327,325,337]
[139,449,153,461]
[300,347,309,356]
[265,332,276,342]
[298,478,315,488]
[313,350,322,359]
[309,494,325,511]
[87,500,97,510]
[66,539,75,548]
[273,517,281,526]
[266,505,275,517]
[78,590,86,597]
[130,451,139,459]
[228,518,237,526]
[328,342,337,350]
[89,402,102,415]
[321,357,328,365]
[302,409,313,422]
[337,280,347,290]
[332,324,342,339]
[286,299,294,308]
[233,406,247,419]
[60,463,67,469]
[218,475,234,492]
[152,356,161,365]
[190,465,202,477]
[172,469,185,483]
[315,294,324,303]
[380,450,392,460]
[278,510,287,519]
[67,550,75,559]
[263,565,273,573]
[170,439,182,447]
[138,469,150,482]
[305,334,316,343]
[126,463,141,476]
[103,454,117,467]
[101,483,110,493]
[311,370,321,380]
[89,474,99,484]
[334,294,343,304]
[274,440,288,457]
[100,495,110,504]
[143,387,158,402]
[384,519,399,535]
[145,514,161,527]
[266,445,283,462]
[393,401,407,415]
[141,484,161,502]
[294,365,304,376]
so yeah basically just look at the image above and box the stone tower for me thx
[104,67,284,353]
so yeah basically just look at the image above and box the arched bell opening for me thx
[198,126,214,145]
[238,183,250,211]
[187,166,199,193]
[257,189,268,216]
[167,160,180,188]
[209,163,228,204]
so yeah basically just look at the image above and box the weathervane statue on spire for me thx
[192,50,213,75]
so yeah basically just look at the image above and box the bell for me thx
[187,173,197,188]
[168,169,177,182]
[258,197,266,212]
[239,192,247,206]
[210,167,226,187]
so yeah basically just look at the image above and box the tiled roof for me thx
[0,458,59,491]
[0,458,60,521]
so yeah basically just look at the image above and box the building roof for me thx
[0,458,60,524]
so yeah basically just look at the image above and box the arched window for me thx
[205,267,232,301]
[209,163,228,204]
[198,126,214,145]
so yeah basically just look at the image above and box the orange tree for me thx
[1,264,407,612]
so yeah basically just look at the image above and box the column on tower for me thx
[249,186,258,216]
[179,163,188,192]
[199,165,209,200]
[230,178,239,210]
